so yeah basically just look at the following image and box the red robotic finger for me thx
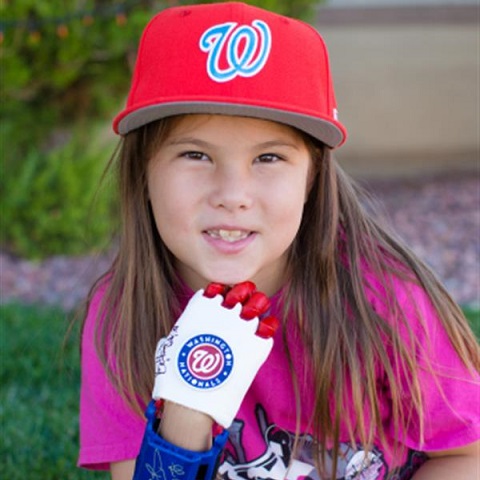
[204,282,229,298]
[240,291,271,320]
[256,315,280,339]
[222,281,256,308]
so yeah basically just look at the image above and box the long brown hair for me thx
[86,115,479,476]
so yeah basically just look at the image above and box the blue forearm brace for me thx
[133,401,229,480]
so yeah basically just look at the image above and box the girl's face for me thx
[147,114,312,296]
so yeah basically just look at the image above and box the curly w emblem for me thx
[199,20,272,83]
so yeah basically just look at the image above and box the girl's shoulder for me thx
[360,259,442,337]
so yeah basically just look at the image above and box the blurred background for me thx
[0,0,478,478]
[321,0,478,176]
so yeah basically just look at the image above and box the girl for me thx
[78,3,480,480]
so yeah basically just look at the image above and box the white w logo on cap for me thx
[199,20,272,83]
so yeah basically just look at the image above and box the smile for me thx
[205,229,252,243]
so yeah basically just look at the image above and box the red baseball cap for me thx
[113,2,347,148]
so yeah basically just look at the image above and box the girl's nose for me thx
[208,165,254,211]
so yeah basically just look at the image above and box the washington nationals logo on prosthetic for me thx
[177,334,234,389]
[199,20,272,82]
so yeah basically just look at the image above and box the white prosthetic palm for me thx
[152,282,278,428]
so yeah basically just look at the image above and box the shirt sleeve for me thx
[370,275,480,452]
[78,284,145,470]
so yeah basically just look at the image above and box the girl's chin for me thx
[175,263,255,291]
[201,268,257,287]
[181,273,255,292]
[180,263,284,294]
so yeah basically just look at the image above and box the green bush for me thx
[0,124,118,259]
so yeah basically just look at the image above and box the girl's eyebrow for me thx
[164,137,211,148]
[255,140,301,151]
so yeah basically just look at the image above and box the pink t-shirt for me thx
[78,278,480,478]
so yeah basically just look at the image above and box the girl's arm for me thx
[158,401,213,450]
[111,460,135,480]
[413,440,480,479]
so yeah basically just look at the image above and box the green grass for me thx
[1,302,479,478]
[0,303,108,479]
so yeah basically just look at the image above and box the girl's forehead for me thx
[166,114,307,143]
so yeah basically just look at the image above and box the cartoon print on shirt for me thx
[219,404,388,480]
[389,450,428,480]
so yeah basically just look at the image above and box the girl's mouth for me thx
[205,229,253,243]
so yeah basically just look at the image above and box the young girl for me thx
[78,2,480,479]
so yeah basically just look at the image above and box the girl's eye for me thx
[256,153,283,164]
[181,151,209,161]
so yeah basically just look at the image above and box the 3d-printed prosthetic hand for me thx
[133,282,279,480]
[153,281,279,428]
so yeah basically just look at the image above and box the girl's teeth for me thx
[208,229,249,242]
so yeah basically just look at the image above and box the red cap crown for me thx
[113,2,347,148]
